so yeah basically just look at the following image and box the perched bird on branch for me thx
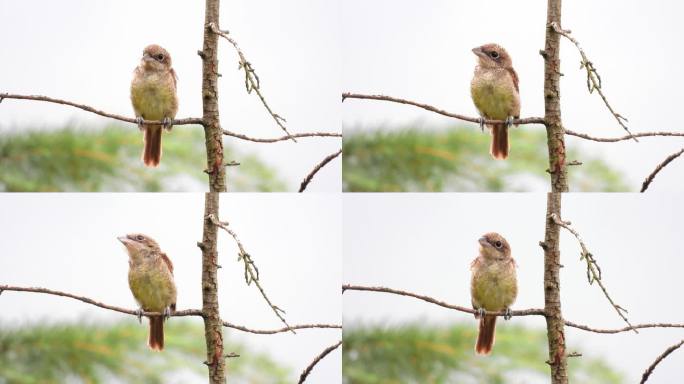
[470,43,521,160]
[470,232,518,355]
[118,233,177,351]
[130,44,178,167]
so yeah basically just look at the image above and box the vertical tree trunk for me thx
[200,192,226,383]
[201,0,227,193]
[543,0,568,193]
[543,193,568,383]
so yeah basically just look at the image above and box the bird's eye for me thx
[495,241,502,248]
[156,54,164,61]
[489,51,499,59]
[136,235,145,241]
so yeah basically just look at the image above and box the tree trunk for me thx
[200,192,226,383]
[543,193,568,383]
[201,0,226,192]
[543,0,568,192]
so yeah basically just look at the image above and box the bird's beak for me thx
[142,53,154,62]
[117,236,131,244]
[478,237,490,247]
[472,47,486,59]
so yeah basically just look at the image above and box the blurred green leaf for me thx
[343,322,624,384]
[343,125,629,192]
[0,125,286,192]
[0,320,290,384]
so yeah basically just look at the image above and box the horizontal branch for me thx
[342,284,544,317]
[0,93,203,126]
[566,130,684,142]
[223,130,341,143]
[342,92,545,126]
[224,322,340,334]
[640,147,684,192]
[0,284,201,317]
[343,284,684,334]
[299,149,342,193]
[298,340,342,384]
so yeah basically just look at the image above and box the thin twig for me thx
[342,284,545,317]
[566,130,684,142]
[299,149,342,192]
[640,339,684,383]
[223,130,341,143]
[208,214,294,333]
[0,285,202,318]
[208,23,296,142]
[298,340,342,384]
[550,213,636,333]
[549,23,637,142]
[342,93,545,126]
[0,93,203,126]
[640,147,684,192]
[224,322,341,335]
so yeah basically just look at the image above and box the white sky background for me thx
[344,193,684,383]
[342,0,684,192]
[0,194,342,383]
[0,0,341,192]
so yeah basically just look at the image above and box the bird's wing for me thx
[160,252,174,275]
[169,68,178,91]
[506,67,519,93]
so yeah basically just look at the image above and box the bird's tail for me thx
[148,315,164,351]
[143,126,163,167]
[490,123,509,160]
[475,314,497,355]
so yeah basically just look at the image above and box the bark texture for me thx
[543,0,568,192]
[543,193,568,383]
[201,0,226,192]
[200,192,225,383]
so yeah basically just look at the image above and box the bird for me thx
[470,43,521,160]
[130,44,178,167]
[118,233,177,351]
[470,232,518,355]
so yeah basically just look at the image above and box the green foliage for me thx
[343,322,623,384]
[343,125,629,192]
[0,320,290,384]
[0,125,286,192]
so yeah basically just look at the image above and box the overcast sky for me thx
[342,0,684,192]
[0,0,341,192]
[0,193,342,383]
[344,193,684,382]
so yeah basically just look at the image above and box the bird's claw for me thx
[134,116,145,131]
[163,307,172,321]
[504,308,512,321]
[162,117,173,132]
[135,307,143,324]
[505,116,514,129]
[478,116,485,132]
[476,308,486,319]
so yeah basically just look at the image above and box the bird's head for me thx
[140,44,172,71]
[478,232,511,260]
[472,43,513,69]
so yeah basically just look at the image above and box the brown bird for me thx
[470,232,518,355]
[130,44,178,167]
[470,43,521,160]
[118,233,177,351]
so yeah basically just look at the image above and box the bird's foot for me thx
[134,116,145,131]
[162,117,173,132]
[476,308,486,319]
[478,116,485,132]
[135,307,144,324]
[163,307,172,321]
[504,308,512,321]
[505,116,514,129]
